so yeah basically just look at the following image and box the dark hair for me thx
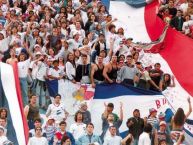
[107,103,114,108]
[108,24,115,32]
[155,63,161,67]
[109,125,116,130]
[173,108,186,126]
[81,54,87,58]
[35,36,44,46]
[0,108,8,118]
[135,62,141,65]
[86,122,94,128]
[74,111,84,122]
[34,118,42,123]
[163,73,171,88]
[61,136,70,144]
[59,121,67,126]
[53,60,59,64]
[126,55,133,59]
[143,123,152,133]
[29,94,36,99]
[67,53,76,68]
[35,127,42,132]
[54,94,61,99]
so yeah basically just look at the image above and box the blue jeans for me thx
[19,77,28,106]
[36,80,46,107]
[91,50,97,63]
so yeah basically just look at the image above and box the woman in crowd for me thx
[159,73,175,91]
[171,97,192,143]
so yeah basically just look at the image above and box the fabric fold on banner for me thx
[0,62,27,145]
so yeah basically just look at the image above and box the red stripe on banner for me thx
[160,28,193,97]
[144,1,193,97]
[12,62,28,144]
[144,0,165,41]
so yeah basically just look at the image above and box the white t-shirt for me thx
[67,39,82,52]
[30,61,41,80]
[69,123,86,140]
[65,61,76,80]
[103,135,122,145]
[46,103,67,124]
[48,67,62,80]
[15,47,23,56]
[182,20,193,34]
[179,3,188,14]
[18,58,31,78]
[106,31,116,49]
[36,62,48,81]
[138,132,151,145]
[0,136,8,144]
[28,136,48,145]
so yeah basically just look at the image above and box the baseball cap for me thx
[159,121,166,126]
[35,51,42,56]
[34,44,41,48]
[158,112,165,119]
[127,37,133,41]
[47,116,55,121]
[149,108,157,114]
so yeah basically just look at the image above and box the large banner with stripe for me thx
[0,62,28,145]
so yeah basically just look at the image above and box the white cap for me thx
[35,51,42,56]
[73,31,79,36]
[34,44,41,48]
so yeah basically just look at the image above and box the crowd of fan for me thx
[158,0,193,38]
[0,0,192,144]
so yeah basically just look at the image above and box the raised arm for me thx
[186,97,192,119]
[170,75,175,87]
[119,102,123,121]
[24,105,29,119]
[121,134,132,145]
[103,64,113,83]
[90,64,96,88]
[102,102,108,119]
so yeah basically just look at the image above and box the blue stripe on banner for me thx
[94,83,162,99]
[125,0,147,7]
[186,119,193,125]
[46,79,58,97]
[0,71,19,145]
[184,128,193,138]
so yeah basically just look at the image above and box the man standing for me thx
[101,102,123,142]
[117,55,139,86]
[149,63,163,91]
[126,109,145,145]
[103,126,122,145]
[90,56,105,88]
[103,55,118,83]
[75,54,90,84]
[24,95,40,129]
[77,123,102,145]
[76,102,91,125]
[53,121,75,145]
[138,124,153,145]
[69,112,87,140]
[170,10,184,31]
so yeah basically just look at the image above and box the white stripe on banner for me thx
[109,1,151,43]
[0,63,26,145]
[90,95,167,134]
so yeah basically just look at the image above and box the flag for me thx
[90,83,167,135]
[0,62,28,145]
[109,0,193,144]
